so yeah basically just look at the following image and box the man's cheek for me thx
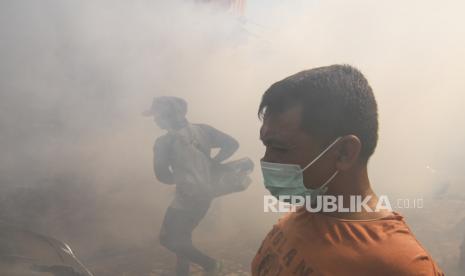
[264,151,294,164]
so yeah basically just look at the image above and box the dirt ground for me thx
[86,234,257,276]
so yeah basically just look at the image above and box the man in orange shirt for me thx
[252,65,444,275]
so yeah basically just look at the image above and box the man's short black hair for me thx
[258,64,378,161]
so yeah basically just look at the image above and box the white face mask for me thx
[260,137,342,203]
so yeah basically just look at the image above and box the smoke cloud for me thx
[1,0,464,274]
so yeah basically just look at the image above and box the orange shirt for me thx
[251,207,444,276]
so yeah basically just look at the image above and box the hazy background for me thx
[1,0,465,274]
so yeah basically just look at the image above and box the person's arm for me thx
[153,137,175,184]
[201,124,239,163]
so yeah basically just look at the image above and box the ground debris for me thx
[87,243,254,276]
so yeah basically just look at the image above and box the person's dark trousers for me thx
[159,199,216,276]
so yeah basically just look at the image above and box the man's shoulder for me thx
[367,250,443,276]
[190,123,220,144]
[191,123,210,128]
[359,216,444,275]
[260,211,299,240]
[191,123,215,134]
[154,133,172,148]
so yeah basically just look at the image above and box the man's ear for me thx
[335,135,362,171]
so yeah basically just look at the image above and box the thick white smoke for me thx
[1,0,464,274]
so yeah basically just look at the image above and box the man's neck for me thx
[167,119,189,132]
[321,167,391,220]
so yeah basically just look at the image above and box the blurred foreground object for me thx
[0,221,93,276]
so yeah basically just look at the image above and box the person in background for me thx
[144,96,252,276]
[252,65,444,275]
